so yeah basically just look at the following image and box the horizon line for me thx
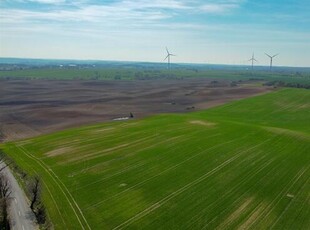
[0,56,309,69]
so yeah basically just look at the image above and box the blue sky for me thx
[0,0,309,67]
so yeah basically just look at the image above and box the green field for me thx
[1,88,310,229]
[1,67,309,87]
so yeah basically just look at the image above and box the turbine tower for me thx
[265,53,279,71]
[248,53,258,71]
[164,47,176,69]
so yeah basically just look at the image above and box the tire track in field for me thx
[203,152,266,229]
[291,178,310,228]
[73,130,193,177]
[270,174,310,228]
[253,164,310,228]
[57,129,149,159]
[202,133,291,228]
[75,161,146,190]
[201,151,277,229]
[271,91,308,114]
[66,124,191,164]
[16,145,91,230]
[209,154,277,230]
[8,153,68,228]
[242,139,309,229]
[76,130,213,192]
[75,132,200,190]
[239,135,303,228]
[40,178,68,228]
[200,135,281,229]
[86,134,244,211]
[68,134,158,163]
[112,140,268,229]
[63,130,154,161]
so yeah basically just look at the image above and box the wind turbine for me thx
[265,53,279,71]
[164,47,176,69]
[248,53,258,71]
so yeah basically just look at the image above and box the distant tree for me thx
[134,72,143,79]
[28,177,47,225]
[0,129,4,142]
[29,177,40,211]
[210,80,218,87]
[0,151,12,173]
[129,113,134,118]
[0,176,10,199]
[36,204,46,225]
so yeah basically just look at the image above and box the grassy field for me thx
[1,88,309,229]
[0,67,309,87]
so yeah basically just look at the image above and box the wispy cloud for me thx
[2,0,308,66]
[200,3,238,13]
[0,1,188,25]
[1,0,68,4]
[26,0,67,4]
[199,0,245,13]
[1,0,244,25]
[0,6,169,24]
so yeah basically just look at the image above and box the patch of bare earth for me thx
[237,202,267,229]
[189,120,216,127]
[263,126,310,141]
[0,79,273,142]
[216,197,253,229]
[91,127,115,134]
[45,146,73,157]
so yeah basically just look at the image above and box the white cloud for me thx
[0,0,245,26]
[200,3,239,13]
[0,1,189,24]
[0,6,169,24]
[27,0,66,3]
[116,0,191,10]
[5,0,68,4]
[198,0,245,13]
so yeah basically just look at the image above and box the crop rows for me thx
[1,88,309,229]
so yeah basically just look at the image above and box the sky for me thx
[0,0,309,67]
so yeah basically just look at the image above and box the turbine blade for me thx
[272,53,279,58]
[265,53,272,58]
[166,47,170,55]
[164,55,169,61]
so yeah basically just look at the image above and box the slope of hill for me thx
[1,88,309,229]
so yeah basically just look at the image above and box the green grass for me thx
[1,88,309,229]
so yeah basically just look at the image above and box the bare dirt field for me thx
[0,78,272,142]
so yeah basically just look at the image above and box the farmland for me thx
[0,66,309,86]
[1,88,309,229]
[0,78,272,142]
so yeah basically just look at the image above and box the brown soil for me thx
[189,120,216,127]
[0,79,273,142]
